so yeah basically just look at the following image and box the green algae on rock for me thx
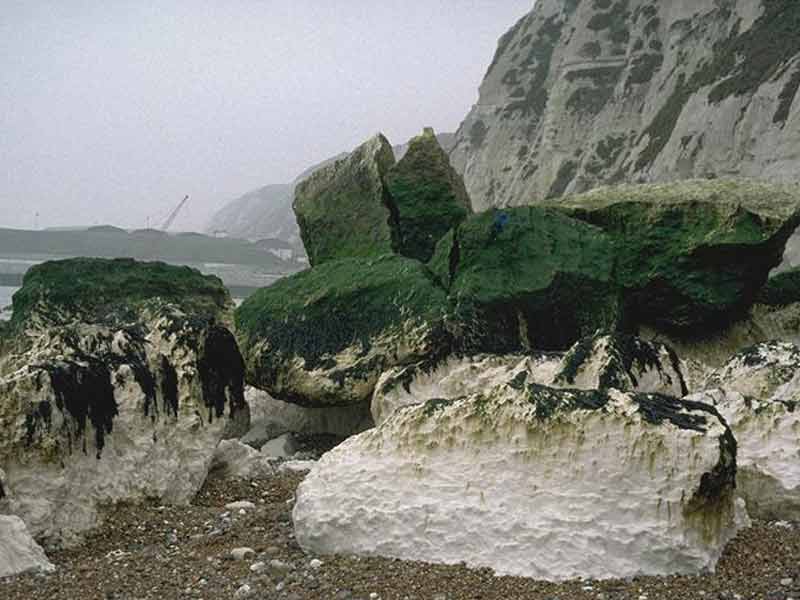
[549,179,800,333]
[759,267,800,308]
[235,254,450,407]
[429,206,622,352]
[385,128,472,262]
[10,257,230,328]
[293,134,397,267]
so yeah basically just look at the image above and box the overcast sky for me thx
[0,1,532,232]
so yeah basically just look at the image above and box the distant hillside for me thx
[206,133,456,245]
[0,228,298,269]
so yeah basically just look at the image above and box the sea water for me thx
[0,286,17,320]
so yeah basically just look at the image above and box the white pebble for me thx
[230,547,256,561]
[309,558,323,570]
[234,583,253,599]
[250,561,266,572]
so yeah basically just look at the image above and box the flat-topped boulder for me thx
[429,206,622,352]
[235,255,450,408]
[9,257,231,328]
[293,134,397,266]
[385,128,472,262]
[0,258,247,546]
[296,383,745,581]
[550,179,800,333]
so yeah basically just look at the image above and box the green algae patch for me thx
[235,255,451,404]
[293,134,397,266]
[550,179,800,333]
[759,268,800,307]
[430,206,622,352]
[385,128,472,263]
[11,257,230,328]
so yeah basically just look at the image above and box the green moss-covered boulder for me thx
[430,207,622,352]
[386,128,472,262]
[550,179,800,333]
[235,255,450,407]
[10,257,231,328]
[293,134,397,266]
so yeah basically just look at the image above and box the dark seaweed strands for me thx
[419,382,715,434]
[198,325,246,421]
[34,359,119,459]
[22,325,245,459]
[524,384,712,432]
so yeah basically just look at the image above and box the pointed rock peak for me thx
[293,133,398,266]
[358,132,396,172]
[404,127,447,157]
[386,128,473,262]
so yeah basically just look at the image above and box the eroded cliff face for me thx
[450,0,800,211]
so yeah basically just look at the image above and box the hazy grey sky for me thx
[0,1,532,232]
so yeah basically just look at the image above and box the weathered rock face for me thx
[295,383,745,581]
[385,128,472,262]
[372,334,687,425]
[685,341,800,520]
[553,333,687,396]
[371,353,557,426]
[551,180,800,332]
[0,515,55,578]
[450,0,800,211]
[704,340,800,399]
[235,255,450,408]
[293,135,397,266]
[429,206,622,352]
[0,259,247,545]
[690,386,800,522]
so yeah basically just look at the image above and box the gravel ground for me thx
[3,454,800,600]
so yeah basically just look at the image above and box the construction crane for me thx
[160,195,189,231]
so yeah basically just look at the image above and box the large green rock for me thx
[550,179,800,333]
[293,135,397,266]
[385,128,472,262]
[430,206,622,352]
[235,255,450,407]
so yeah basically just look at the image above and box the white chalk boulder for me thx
[689,341,800,520]
[689,389,800,521]
[0,515,55,578]
[0,308,248,546]
[295,383,745,581]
